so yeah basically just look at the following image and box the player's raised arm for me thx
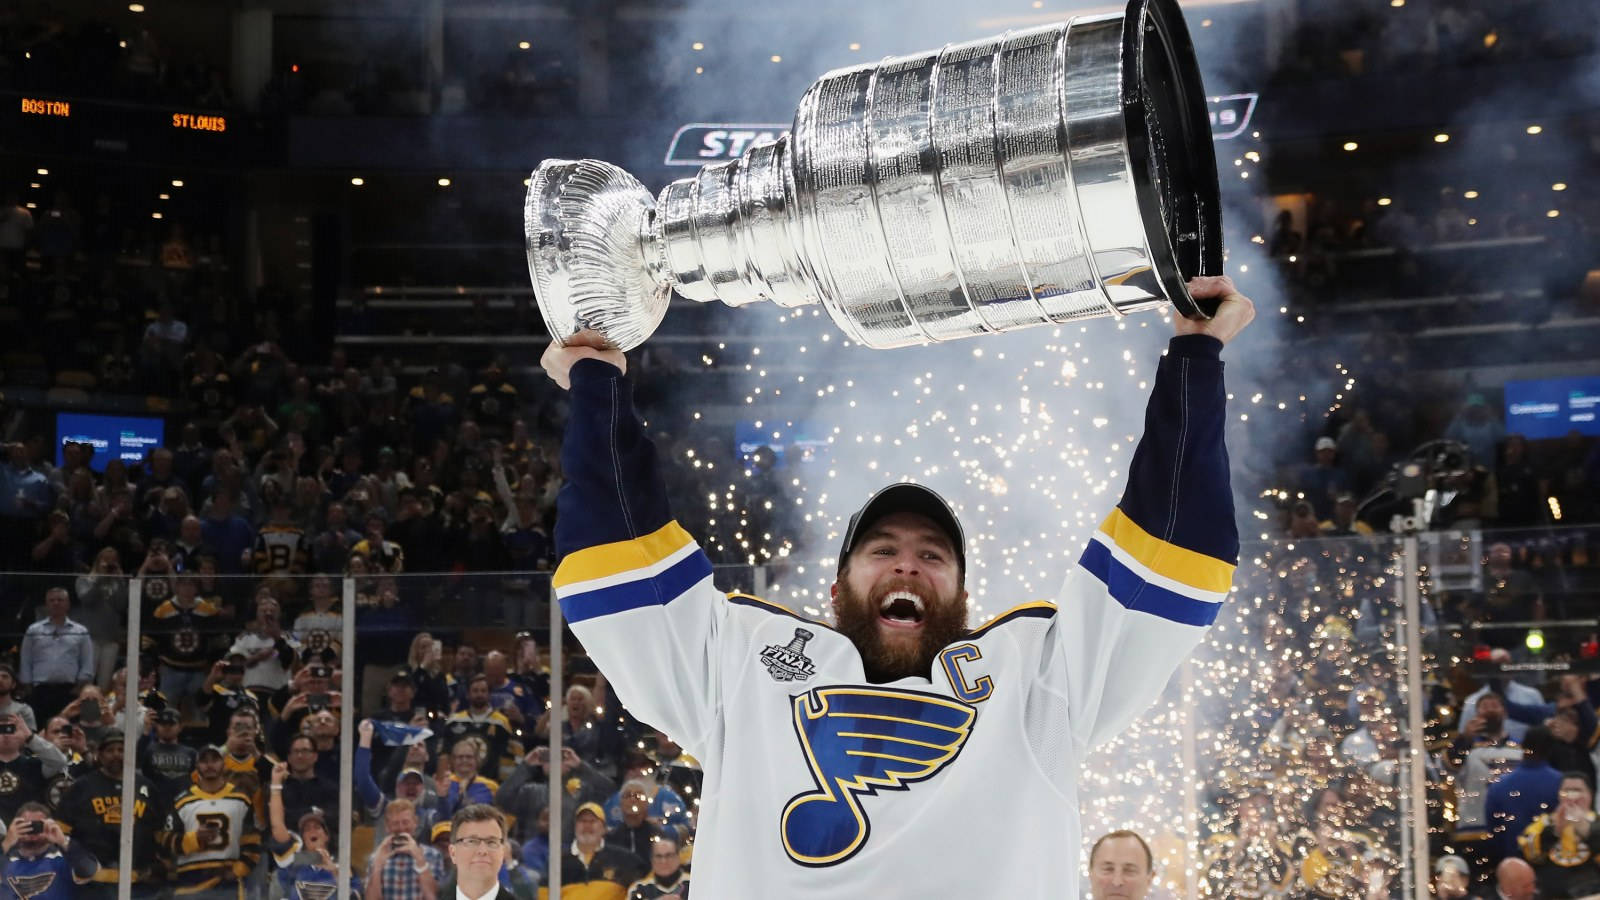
[542,333,726,752]
[1047,278,1252,751]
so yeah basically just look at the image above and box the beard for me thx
[833,574,969,683]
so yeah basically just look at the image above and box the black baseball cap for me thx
[155,708,181,725]
[837,483,965,574]
[92,731,125,750]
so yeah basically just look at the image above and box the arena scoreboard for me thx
[7,91,242,162]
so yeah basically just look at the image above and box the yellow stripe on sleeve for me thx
[1099,508,1234,593]
[554,521,697,588]
[727,592,805,618]
[968,601,1058,637]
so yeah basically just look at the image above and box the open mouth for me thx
[878,590,926,630]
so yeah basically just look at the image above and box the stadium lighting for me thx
[129,2,146,11]
[849,43,861,50]
[770,55,782,63]
[1463,190,1479,199]
[171,179,184,187]
[1433,133,1449,143]
[350,177,365,186]
[1547,209,1560,218]
[1552,182,1567,191]
[1342,141,1358,151]
[152,212,163,219]
[159,193,169,200]
[518,41,530,50]
[1526,124,1543,135]
[1377,197,1392,206]
[437,178,451,187]
[691,42,704,51]
[36,168,48,176]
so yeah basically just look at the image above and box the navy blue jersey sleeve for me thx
[555,359,674,560]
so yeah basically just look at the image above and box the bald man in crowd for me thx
[1494,857,1535,900]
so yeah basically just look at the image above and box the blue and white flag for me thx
[372,722,433,746]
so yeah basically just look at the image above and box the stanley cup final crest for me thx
[762,628,819,683]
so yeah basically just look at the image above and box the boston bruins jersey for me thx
[0,757,52,823]
[58,769,158,883]
[550,336,1238,899]
[254,524,309,576]
[441,711,517,776]
[627,872,689,899]
[148,599,223,671]
[1520,812,1600,897]
[220,752,275,823]
[203,684,258,746]
[159,783,261,893]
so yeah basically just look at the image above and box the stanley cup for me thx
[525,0,1223,351]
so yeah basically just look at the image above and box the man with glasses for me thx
[626,834,688,900]
[442,805,536,900]
[277,735,337,829]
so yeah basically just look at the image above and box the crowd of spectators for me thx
[1281,392,1600,536]
[0,12,231,110]
[0,591,700,899]
[1270,0,1600,83]
[284,49,578,120]
[1177,514,1600,898]
[0,1,1597,893]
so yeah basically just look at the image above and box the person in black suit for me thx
[442,804,536,900]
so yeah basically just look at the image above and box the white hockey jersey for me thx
[552,335,1238,898]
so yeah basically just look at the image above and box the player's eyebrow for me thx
[859,527,954,555]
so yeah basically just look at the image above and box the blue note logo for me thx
[295,881,337,900]
[780,686,976,866]
[6,872,56,900]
